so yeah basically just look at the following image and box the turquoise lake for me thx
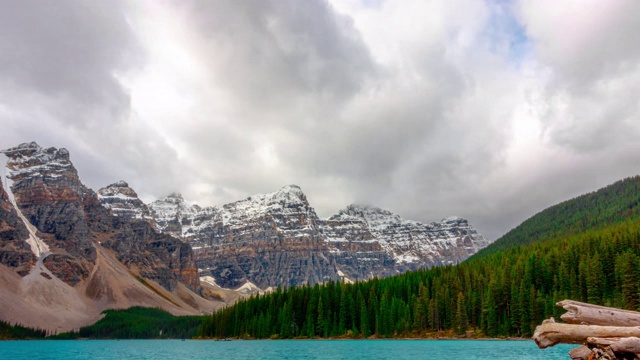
[0,339,574,359]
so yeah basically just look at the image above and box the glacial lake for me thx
[0,339,574,359]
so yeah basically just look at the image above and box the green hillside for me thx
[197,177,640,339]
[472,176,640,259]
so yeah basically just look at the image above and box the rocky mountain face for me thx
[97,181,154,222]
[130,184,493,290]
[149,193,223,246]
[195,185,336,289]
[0,142,218,332]
[321,205,491,279]
[0,178,35,276]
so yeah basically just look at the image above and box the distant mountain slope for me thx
[471,176,640,259]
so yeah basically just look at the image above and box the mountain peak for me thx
[167,192,184,200]
[97,181,152,221]
[2,142,77,182]
[334,204,395,221]
[280,184,302,192]
[98,181,139,199]
[111,180,129,188]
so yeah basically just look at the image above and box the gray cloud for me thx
[0,0,185,197]
[2,0,640,242]
[0,0,139,122]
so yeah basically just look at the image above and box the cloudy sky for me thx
[2,0,640,240]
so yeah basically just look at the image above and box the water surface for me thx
[0,339,574,359]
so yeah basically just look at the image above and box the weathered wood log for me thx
[587,336,640,355]
[587,337,620,347]
[558,300,640,327]
[569,345,592,360]
[610,337,640,355]
[533,321,640,348]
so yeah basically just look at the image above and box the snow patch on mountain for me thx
[0,152,50,258]
[98,181,154,221]
[219,184,320,238]
[2,142,74,180]
[149,193,223,244]
[321,204,491,265]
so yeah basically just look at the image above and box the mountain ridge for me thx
[100,181,491,289]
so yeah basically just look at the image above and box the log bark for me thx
[569,345,592,360]
[558,300,640,327]
[533,321,640,348]
[610,337,640,355]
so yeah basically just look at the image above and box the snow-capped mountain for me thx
[129,185,493,290]
[194,185,335,289]
[322,205,491,267]
[97,181,154,221]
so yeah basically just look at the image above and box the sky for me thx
[1,0,640,241]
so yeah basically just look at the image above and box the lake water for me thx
[0,339,574,359]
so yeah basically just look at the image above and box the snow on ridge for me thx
[1,142,75,180]
[149,192,222,240]
[96,181,156,221]
[0,153,50,258]
[220,184,317,230]
[321,204,490,264]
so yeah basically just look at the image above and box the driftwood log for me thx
[534,300,640,359]
[533,319,640,348]
[558,300,640,327]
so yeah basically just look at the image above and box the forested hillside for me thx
[472,176,640,258]
[198,177,640,339]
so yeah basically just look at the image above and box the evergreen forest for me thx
[54,307,203,339]
[0,320,46,339]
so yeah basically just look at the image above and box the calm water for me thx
[0,339,574,359]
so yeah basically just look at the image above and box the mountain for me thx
[0,142,227,333]
[197,175,640,340]
[321,205,490,279]
[138,185,491,289]
[471,175,640,259]
[169,184,338,289]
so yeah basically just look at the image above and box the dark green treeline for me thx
[55,307,203,339]
[198,219,640,339]
[0,320,46,339]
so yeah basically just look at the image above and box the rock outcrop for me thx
[149,193,223,248]
[97,181,154,222]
